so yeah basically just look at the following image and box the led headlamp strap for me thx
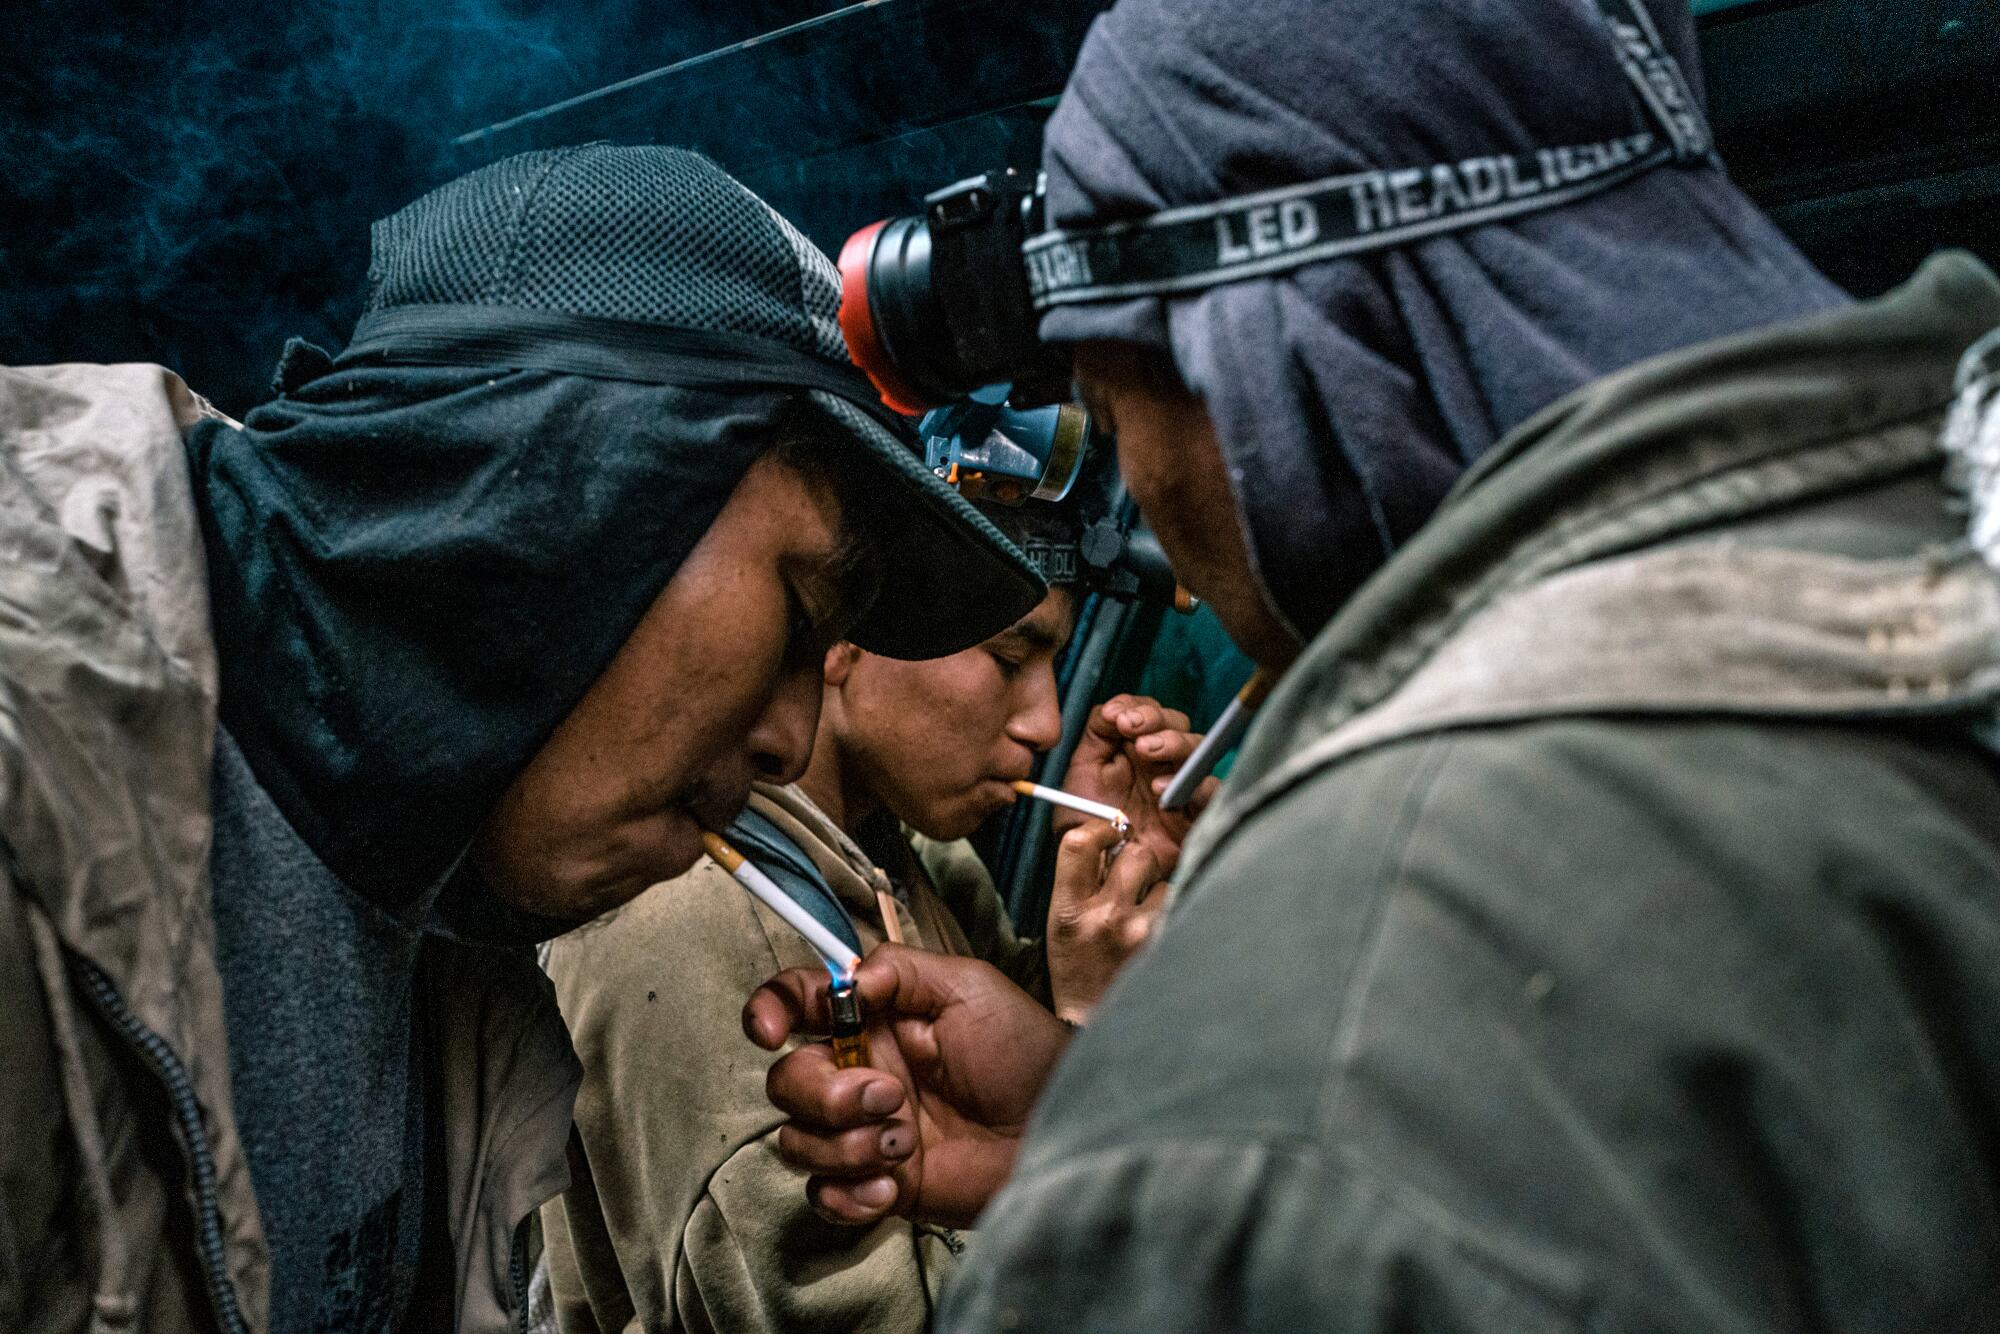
[1018,539,1081,585]
[1023,0,1712,310]
[1597,0,1709,161]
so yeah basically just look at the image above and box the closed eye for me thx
[782,585,830,669]
[987,646,1027,679]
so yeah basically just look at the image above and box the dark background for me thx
[0,0,864,414]
[4,0,1998,417]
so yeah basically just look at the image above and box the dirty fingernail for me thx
[879,1126,912,1159]
[854,1176,897,1208]
[861,1081,902,1116]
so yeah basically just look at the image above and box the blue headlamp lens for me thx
[919,387,1090,507]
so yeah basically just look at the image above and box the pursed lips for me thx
[982,771,1033,807]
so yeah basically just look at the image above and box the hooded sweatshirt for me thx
[181,145,987,1332]
[935,1,2000,1326]
[1035,0,1847,639]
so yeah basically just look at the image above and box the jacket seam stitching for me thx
[495,147,587,305]
[679,1169,784,1331]
[69,953,251,1334]
[19,888,126,1294]
[1310,734,1455,1135]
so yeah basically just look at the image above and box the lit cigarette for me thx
[703,831,860,977]
[1010,780,1130,832]
[1159,667,1276,810]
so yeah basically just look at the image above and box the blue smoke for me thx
[0,0,841,414]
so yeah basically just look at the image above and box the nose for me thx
[1006,664,1064,755]
[747,661,822,784]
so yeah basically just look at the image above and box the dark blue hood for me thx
[186,358,779,917]
[1038,0,1848,640]
[185,144,1042,926]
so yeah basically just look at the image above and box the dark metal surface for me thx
[456,0,2000,290]
[1700,0,2000,294]
[452,0,1098,172]
[451,0,1099,255]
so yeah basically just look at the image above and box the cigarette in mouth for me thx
[1010,780,1131,833]
[703,831,860,978]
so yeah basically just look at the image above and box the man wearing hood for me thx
[746,1,2000,1327]
[539,496,1205,1334]
[0,144,1041,1334]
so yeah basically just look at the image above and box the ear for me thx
[822,641,864,688]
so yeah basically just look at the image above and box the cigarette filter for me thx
[703,831,860,977]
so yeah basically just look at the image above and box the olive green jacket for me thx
[945,254,2000,1330]
[0,363,581,1334]
[542,785,1041,1334]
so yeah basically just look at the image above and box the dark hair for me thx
[767,401,888,624]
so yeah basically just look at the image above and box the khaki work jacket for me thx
[541,785,1041,1334]
[0,364,581,1334]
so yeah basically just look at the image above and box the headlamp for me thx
[834,0,1708,413]
[917,387,1089,507]
[918,385,1190,609]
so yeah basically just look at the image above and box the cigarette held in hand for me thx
[703,831,860,978]
[1159,667,1276,810]
[1010,780,1131,833]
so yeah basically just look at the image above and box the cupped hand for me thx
[743,945,1070,1229]
[1046,818,1165,1024]
[1060,693,1219,873]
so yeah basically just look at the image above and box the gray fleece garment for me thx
[208,726,430,1333]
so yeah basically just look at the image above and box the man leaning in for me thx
[0,144,1041,1333]
[541,496,1211,1332]
[751,1,2000,1328]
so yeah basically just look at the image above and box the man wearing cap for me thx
[0,145,1041,1334]
[537,497,1211,1334]
[747,1,2000,1327]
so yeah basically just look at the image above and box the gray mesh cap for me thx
[339,142,1044,658]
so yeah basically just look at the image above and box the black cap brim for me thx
[806,391,1047,659]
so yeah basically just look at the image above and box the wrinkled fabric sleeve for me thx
[942,1139,1581,1331]
[936,737,1586,1332]
[540,1132,622,1334]
[910,834,1051,1004]
[942,720,2000,1330]
[0,875,95,1334]
[676,1136,937,1333]
[544,859,941,1334]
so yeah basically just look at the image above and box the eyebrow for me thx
[992,616,1064,655]
[804,514,884,639]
